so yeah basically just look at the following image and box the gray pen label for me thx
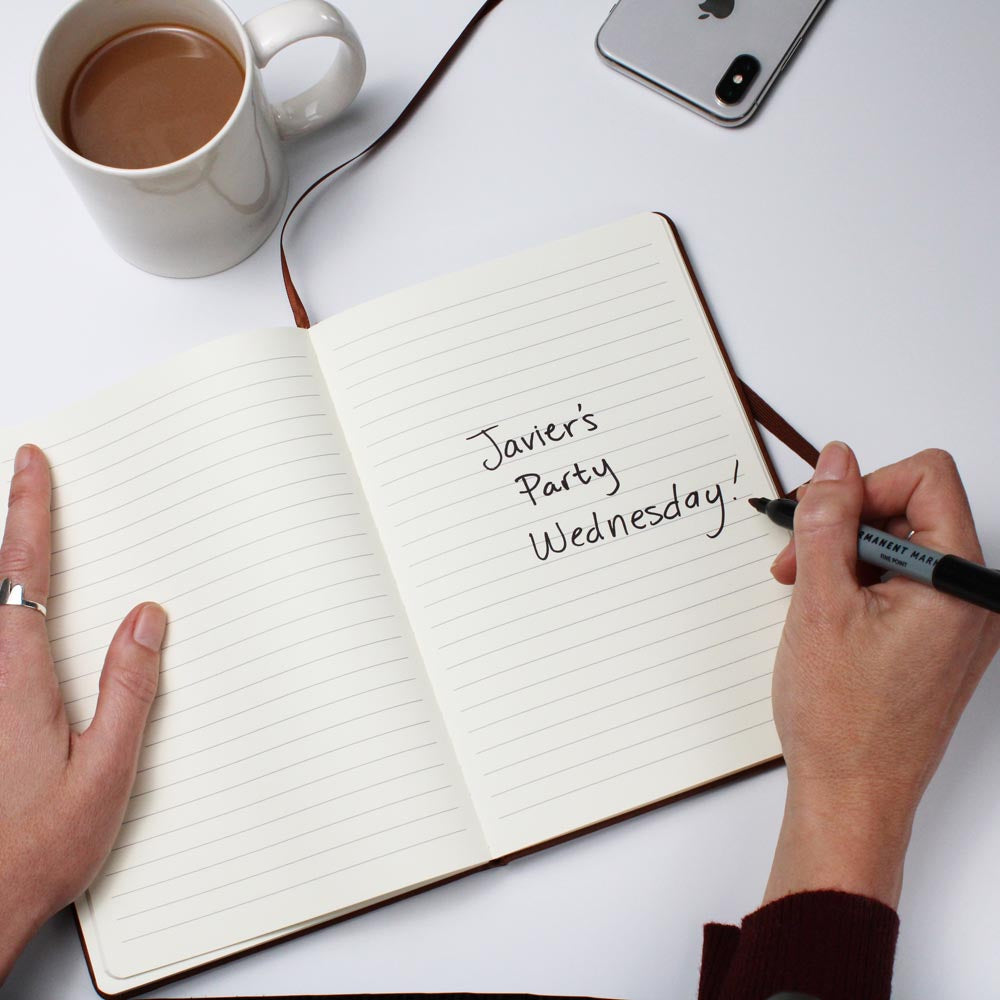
[857,526,941,583]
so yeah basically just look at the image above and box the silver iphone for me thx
[596,0,829,127]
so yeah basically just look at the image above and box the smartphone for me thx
[596,0,828,127]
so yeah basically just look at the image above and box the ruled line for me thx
[452,594,789,692]
[51,434,336,514]
[428,507,753,616]
[352,293,674,403]
[344,271,665,380]
[392,405,720,530]
[480,671,772,760]
[122,722,433,821]
[144,673,413,750]
[386,391,712,509]
[407,446,731,567]
[432,531,766,633]
[359,321,680,430]
[49,522,363,619]
[493,699,772,801]
[152,631,400,712]
[117,807,461,921]
[51,493,355,589]
[53,453,340,546]
[52,474,345,558]
[495,719,774,819]
[347,266,665,394]
[68,617,397,710]
[415,458,749,591]
[55,407,328,491]
[55,565,379,667]
[336,242,654,356]
[62,605,393,695]
[463,623,784,718]
[373,371,706,470]
[367,348,693,448]
[112,785,454,898]
[155,601,389,677]
[44,355,310,451]
[446,571,774,672]
[106,762,444,875]
[149,648,404,727]
[400,419,724,550]
[54,447,339,529]
[135,697,423,777]
[52,548,374,642]
[120,828,469,940]
[441,553,772,652]
[382,397,721,504]
[58,384,317,469]
[471,644,780,737]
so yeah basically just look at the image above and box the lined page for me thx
[0,330,486,983]
[311,214,790,858]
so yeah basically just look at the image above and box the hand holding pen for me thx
[750,495,1000,614]
[756,442,1000,912]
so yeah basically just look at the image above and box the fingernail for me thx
[813,441,850,482]
[134,604,167,652]
[14,445,33,474]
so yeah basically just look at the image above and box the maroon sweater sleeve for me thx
[698,890,900,1000]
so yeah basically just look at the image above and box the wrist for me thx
[763,779,914,909]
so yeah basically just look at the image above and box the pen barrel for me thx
[764,498,796,530]
[757,496,1000,613]
[932,555,1000,614]
[856,525,940,584]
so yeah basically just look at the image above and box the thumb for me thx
[81,603,166,787]
[791,441,864,604]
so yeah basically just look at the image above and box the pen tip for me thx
[747,498,768,512]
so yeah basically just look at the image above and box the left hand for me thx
[0,444,166,981]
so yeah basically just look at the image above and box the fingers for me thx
[788,441,864,606]
[771,537,796,585]
[770,516,913,587]
[79,604,166,789]
[0,445,52,607]
[859,449,982,562]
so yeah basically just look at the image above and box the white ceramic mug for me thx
[33,0,365,277]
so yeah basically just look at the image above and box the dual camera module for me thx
[715,53,759,105]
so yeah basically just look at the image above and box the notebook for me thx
[0,213,796,997]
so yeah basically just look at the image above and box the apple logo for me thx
[698,0,735,18]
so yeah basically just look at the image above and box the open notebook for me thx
[0,213,793,996]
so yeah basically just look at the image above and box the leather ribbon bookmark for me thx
[277,0,819,472]
[280,0,507,330]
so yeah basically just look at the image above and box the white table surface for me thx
[4,1,1000,997]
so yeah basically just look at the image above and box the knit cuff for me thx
[700,890,899,1000]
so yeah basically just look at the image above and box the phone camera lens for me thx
[715,54,760,105]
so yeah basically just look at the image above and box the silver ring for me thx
[0,578,47,617]
[906,529,917,541]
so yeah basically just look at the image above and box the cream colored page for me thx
[0,330,486,980]
[311,214,790,858]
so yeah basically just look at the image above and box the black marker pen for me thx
[749,497,1000,614]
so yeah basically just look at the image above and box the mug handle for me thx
[244,0,366,141]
